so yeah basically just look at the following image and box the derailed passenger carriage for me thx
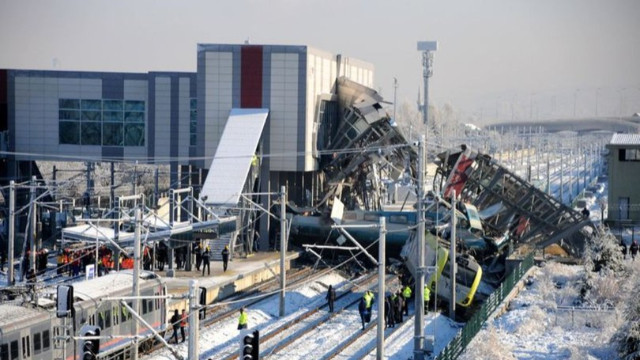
[0,271,167,360]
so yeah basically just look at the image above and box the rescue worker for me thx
[170,309,180,343]
[385,295,395,328]
[326,285,336,312]
[394,290,404,323]
[221,245,230,272]
[581,207,590,218]
[402,284,412,316]
[621,240,628,260]
[180,309,187,343]
[194,242,202,271]
[631,240,639,261]
[424,285,432,312]
[363,290,375,323]
[358,297,367,330]
[57,251,65,275]
[202,247,211,276]
[237,307,248,330]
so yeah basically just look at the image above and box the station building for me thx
[0,44,373,194]
[606,133,640,223]
[0,44,376,249]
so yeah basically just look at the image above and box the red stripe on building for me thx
[241,46,263,108]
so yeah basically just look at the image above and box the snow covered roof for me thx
[0,304,51,328]
[62,224,134,243]
[71,271,159,301]
[609,133,640,146]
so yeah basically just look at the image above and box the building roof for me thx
[609,133,640,146]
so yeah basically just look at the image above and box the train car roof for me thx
[0,304,51,329]
[72,270,161,301]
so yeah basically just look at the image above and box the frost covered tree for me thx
[579,231,625,306]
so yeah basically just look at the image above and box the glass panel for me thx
[125,100,145,111]
[59,99,80,109]
[33,334,41,354]
[103,100,123,111]
[42,331,50,350]
[81,99,102,110]
[1,344,8,360]
[103,123,123,146]
[105,309,111,328]
[190,98,197,109]
[190,134,197,146]
[190,122,197,134]
[124,124,145,146]
[59,110,80,120]
[59,122,80,144]
[81,122,101,145]
[81,110,102,121]
[10,340,17,360]
[142,300,148,314]
[103,111,123,122]
[190,110,197,121]
[124,111,144,122]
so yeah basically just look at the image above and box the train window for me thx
[363,213,379,221]
[121,305,128,322]
[142,300,148,314]
[10,340,18,360]
[148,300,154,313]
[42,331,50,351]
[98,312,105,329]
[33,333,41,354]
[127,302,133,320]
[105,309,112,328]
[1,343,8,360]
[113,306,119,325]
[21,335,30,358]
[389,215,408,224]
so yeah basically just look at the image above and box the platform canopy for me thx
[200,108,269,207]
[61,224,134,243]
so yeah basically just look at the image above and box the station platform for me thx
[160,251,301,312]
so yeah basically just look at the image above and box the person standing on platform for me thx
[402,284,412,316]
[385,295,395,328]
[363,290,374,323]
[202,247,211,276]
[631,240,639,261]
[221,245,230,272]
[326,285,336,312]
[169,310,180,344]
[194,242,202,272]
[358,297,367,330]
[424,285,432,312]
[394,290,404,323]
[237,307,248,330]
[180,309,187,343]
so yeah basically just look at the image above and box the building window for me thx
[619,148,640,161]
[190,98,197,146]
[58,98,145,147]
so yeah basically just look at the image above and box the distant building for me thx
[606,133,640,223]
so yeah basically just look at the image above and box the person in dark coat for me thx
[180,309,187,343]
[631,241,639,261]
[326,285,336,312]
[169,309,180,344]
[394,290,404,323]
[581,207,590,218]
[194,242,202,271]
[385,295,396,328]
[202,248,211,276]
[358,297,367,330]
[621,240,628,260]
[221,245,230,272]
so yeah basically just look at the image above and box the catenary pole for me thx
[450,190,457,318]
[280,186,287,317]
[377,217,386,360]
[30,176,37,273]
[188,280,199,360]
[8,180,15,285]
[131,208,141,360]
[414,135,426,360]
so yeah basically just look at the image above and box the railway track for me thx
[215,271,384,360]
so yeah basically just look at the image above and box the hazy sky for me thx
[1,0,639,122]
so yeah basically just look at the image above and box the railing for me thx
[435,253,535,360]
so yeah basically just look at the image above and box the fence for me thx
[554,305,617,329]
[435,253,535,360]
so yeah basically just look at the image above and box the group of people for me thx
[384,287,411,328]
[358,290,376,330]
[169,309,189,343]
[621,240,639,261]
[193,242,230,276]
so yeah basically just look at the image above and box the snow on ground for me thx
[461,259,640,360]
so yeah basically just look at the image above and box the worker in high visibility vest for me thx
[237,307,248,330]
[424,285,431,312]
[402,285,412,315]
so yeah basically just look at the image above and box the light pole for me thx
[393,77,398,126]
[417,41,438,127]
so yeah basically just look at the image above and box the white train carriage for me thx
[0,270,168,360]
[0,305,55,360]
[71,271,168,359]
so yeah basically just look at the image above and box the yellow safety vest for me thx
[238,312,248,326]
[424,286,431,302]
[402,286,412,299]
